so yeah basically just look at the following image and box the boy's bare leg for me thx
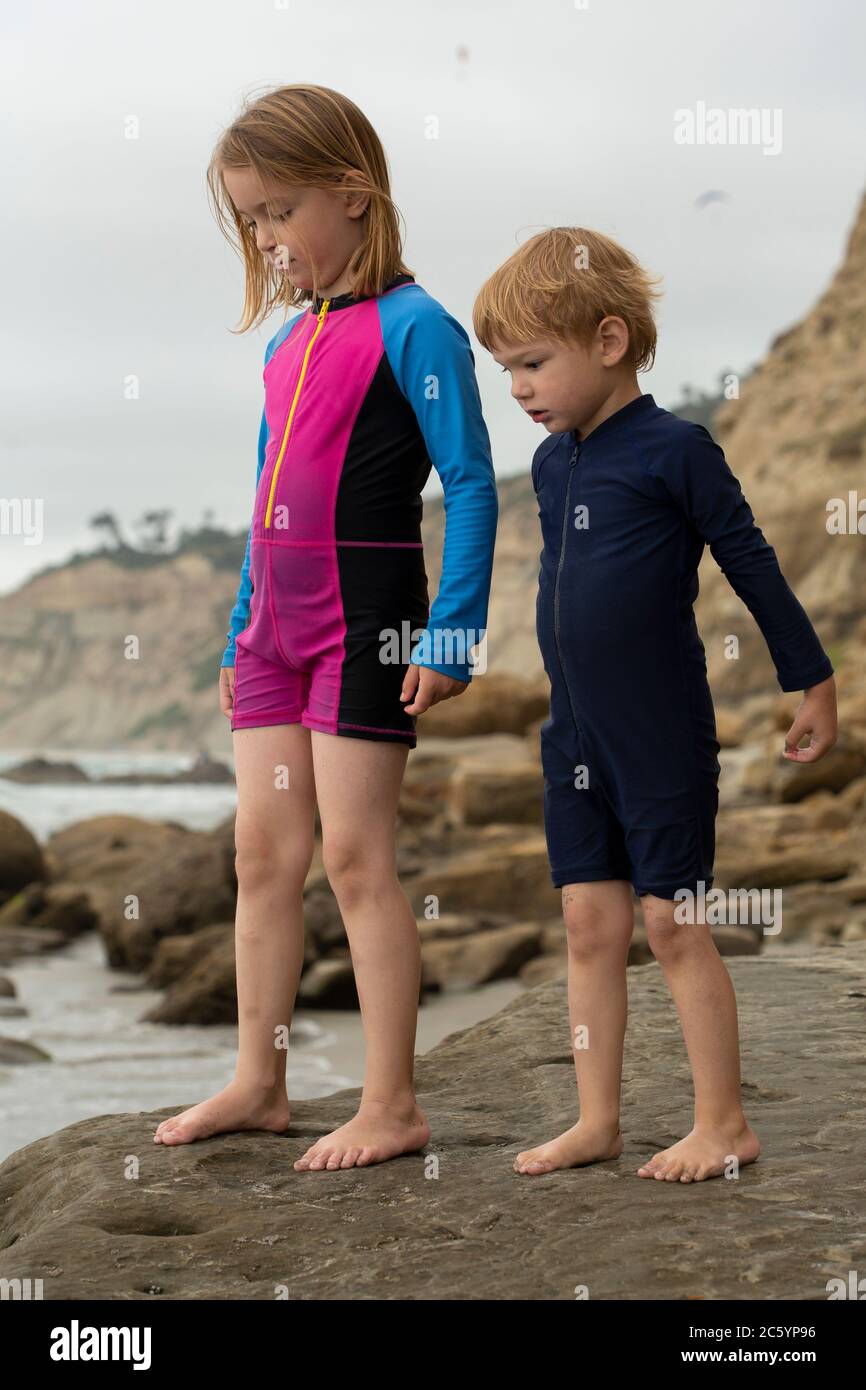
[514,879,633,1175]
[154,724,316,1145]
[636,893,761,1182]
[294,731,429,1171]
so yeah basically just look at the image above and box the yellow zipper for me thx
[264,298,331,528]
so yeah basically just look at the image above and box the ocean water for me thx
[0,932,523,1164]
[0,748,525,1163]
[0,747,238,840]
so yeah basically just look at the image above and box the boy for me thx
[472,228,838,1183]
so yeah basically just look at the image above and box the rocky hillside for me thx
[1,939,863,1299]
[1,189,864,752]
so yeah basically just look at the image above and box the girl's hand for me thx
[782,674,838,763]
[400,662,467,715]
[219,665,235,720]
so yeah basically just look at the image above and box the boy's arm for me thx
[648,424,834,693]
[220,405,269,668]
[381,296,499,685]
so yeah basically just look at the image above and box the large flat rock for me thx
[0,942,864,1300]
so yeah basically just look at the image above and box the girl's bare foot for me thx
[153,1080,290,1146]
[636,1120,761,1182]
[294,1097,430,1170]
[514,1119,623,1175]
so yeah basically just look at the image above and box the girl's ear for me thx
[338,169,371,219]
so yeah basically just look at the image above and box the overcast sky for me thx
[2,0,864,594]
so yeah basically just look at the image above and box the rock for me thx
[147,923,234,988]
[0,975,16,997]
[0,756,90,783]
[0,927,67,966]
[0,883,98,940]
[143,933,237,1025]
[0,1002,28,1018]
[409,833,559,919]
[417,912,512,942]
[421,924,542,989]
[777,741,866,802]
[714,839,854,890]
[45,816,237,972]
[0,1036,51,1064]
[417,674,549,738]
[296,958,359,1009]
[449,761,544,826]
[0,811,46,895]
[2,941,864,1298]
[715,708,746,747]
[519,954,567,985]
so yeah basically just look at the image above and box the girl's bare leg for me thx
[635,893,760,1182]
[514,879,633,1175]
[154,723,316,1145]
[294,731,429,1171]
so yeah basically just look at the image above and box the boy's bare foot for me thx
[294,1097,430,1170]
[636,1121,761,1182]
[513,1120,623,1175]
[153,1080,290,1145]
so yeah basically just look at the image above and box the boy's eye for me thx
[501,361,542,371]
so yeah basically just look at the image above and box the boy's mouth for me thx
[528,409,549,422]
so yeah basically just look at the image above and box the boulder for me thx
[0,883,98,940]
[1,941,864,1299]
[420,923,542,989]
[417,674,549,738]
[0,811,46,896]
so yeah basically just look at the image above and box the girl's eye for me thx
[243,208,292,229]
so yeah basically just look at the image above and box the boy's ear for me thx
[598,315,630,365]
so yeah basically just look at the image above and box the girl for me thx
[153,85,498,1169]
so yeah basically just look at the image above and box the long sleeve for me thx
[380,292,499,684]
[220,405,268,667]
[648,423,834,692]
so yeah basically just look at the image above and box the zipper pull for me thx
[317,299,330,322]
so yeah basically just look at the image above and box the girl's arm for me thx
[220,405,268,668]
[380,290,499,685]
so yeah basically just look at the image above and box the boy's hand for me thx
[782,674,838,763]
[219,665,235,720]
[400,662,467,715]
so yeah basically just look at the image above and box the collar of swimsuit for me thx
[310,272,416,314]
[573,391,657,448]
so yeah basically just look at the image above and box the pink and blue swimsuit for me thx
[222,273,498,748]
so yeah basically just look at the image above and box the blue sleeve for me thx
[220,405,269,667]
[648,424,834,693]
[379,291,499,684]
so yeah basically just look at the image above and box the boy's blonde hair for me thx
[472,227,663,372]
[207,84,412,333]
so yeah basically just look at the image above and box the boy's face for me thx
[490,320,628,435]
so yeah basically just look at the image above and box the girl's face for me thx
[223,165,368,296]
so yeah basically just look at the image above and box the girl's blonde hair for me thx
[207,84,412,333]
[472,227,663,372]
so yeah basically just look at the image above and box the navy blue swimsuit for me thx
[532,392,833,900]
